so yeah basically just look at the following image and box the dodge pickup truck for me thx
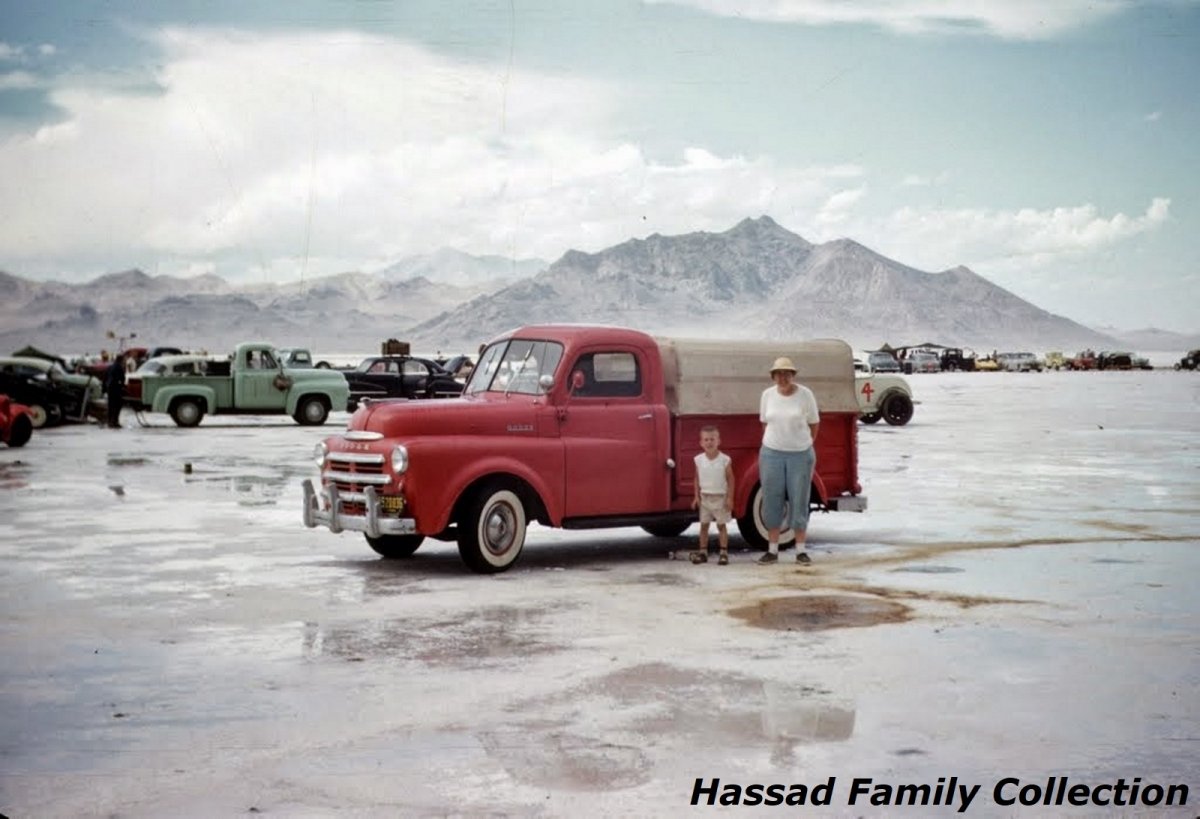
[139,342,350,427]
[302,325,867,573]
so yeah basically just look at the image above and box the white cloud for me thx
[0,27,867,282]
[0,41,56,62]
[0,70,39,90]
[1144,110,1162,121]
[816,187,866,226]
[650,0,1137,39]
[876,198,1170,272]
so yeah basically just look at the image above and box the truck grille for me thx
[324,452,387,515]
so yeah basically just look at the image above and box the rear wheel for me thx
[881,393,913,426]
[365,534,425,559]
[736,484,796,551]
[25,403,50,429]
[641,522,691,538]
[458,484,527,573]
[169,398,204,427]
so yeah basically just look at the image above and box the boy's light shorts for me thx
[698,493,731,525]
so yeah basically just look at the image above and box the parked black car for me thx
[0,368,92,428]
[343,355,465,410]
[1175,350,1199,371]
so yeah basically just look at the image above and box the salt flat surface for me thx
[1,370,1197,817]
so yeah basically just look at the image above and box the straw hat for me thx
[769,356,797,374]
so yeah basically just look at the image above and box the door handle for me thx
[638,413,653,420]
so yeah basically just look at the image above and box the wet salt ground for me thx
[0,371,1197,818]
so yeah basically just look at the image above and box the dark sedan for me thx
[343,355,465,410]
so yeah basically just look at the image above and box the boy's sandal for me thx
[688,550,708,564]
[717,552,729,565]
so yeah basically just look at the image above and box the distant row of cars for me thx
[867,346,1162,374]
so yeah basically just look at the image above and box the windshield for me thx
[464,339,564,396]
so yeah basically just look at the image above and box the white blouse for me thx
[759,385,820,451]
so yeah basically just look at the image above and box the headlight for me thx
[313,441,328,468]
[391,445,409,475]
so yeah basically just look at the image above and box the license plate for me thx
[379,495,406,514]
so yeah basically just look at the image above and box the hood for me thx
[350,393,539,438]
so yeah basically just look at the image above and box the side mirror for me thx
[538,374,555,392]
[570,370,585,392]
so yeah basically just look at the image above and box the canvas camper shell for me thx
[656,337,859,415]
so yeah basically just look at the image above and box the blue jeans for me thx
[759,445,816,533]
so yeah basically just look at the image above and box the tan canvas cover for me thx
[656,337,858,415]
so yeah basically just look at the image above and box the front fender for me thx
[408,443,561,534]
[150,384,218,415]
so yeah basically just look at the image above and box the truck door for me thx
[560,349,664,517]
[237,348,286,410]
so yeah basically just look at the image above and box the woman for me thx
[757,356,820,564]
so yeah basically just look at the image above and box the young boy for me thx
[690,425,735,565]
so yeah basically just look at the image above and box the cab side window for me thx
[571,352,641,398]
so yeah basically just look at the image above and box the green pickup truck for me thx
[139,342,350,427]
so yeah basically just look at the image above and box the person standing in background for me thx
[104,354,127,429]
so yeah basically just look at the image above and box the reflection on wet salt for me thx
[0,460,31,489]
[478,730,652,791]
[303,604,572,665]
[761,682,856,743]
[889,564,965,574]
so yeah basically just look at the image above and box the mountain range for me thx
[1,217,1194,359]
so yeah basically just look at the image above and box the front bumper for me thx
[302,479,417,538]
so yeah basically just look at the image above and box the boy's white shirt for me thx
[694,451,731,494]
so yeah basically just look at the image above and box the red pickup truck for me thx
[302,325,867,573]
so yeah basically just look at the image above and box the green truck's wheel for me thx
[170,398,204,427]
[294,396,329,426]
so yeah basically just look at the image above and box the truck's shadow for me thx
[326,531,764,581]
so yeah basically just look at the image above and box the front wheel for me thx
[458,484,527,573]
[735,484,796,551]
[365,534,425,559]
[294,396,330,426]
[641,522,691,538]
[881,393,913,426]
[860,412,881,425]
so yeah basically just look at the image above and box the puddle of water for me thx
[106,456,149,467]
[729,594,911,631]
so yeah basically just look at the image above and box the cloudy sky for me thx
[0,0,1196,332]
